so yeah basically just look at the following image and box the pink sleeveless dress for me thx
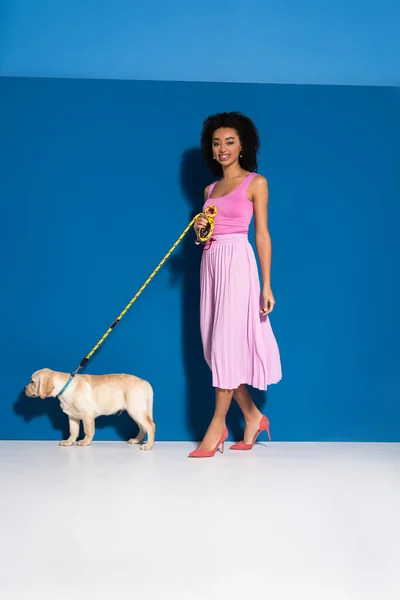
[200,172,282,390]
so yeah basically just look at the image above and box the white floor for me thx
[0,441,399,600]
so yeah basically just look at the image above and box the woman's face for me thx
[212,127,242,169]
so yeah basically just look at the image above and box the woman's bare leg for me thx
[233,384,264,444]
[198,388,233,451]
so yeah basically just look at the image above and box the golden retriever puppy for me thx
[24,368,155,450]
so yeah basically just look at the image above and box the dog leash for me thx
[63,205,217,388]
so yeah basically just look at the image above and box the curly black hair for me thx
[201,111,260,177]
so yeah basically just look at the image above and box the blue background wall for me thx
[1,1,399,440]
[1,0,399,86]
[1,77,399,441]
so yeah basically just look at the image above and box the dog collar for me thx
[57,375,74,398]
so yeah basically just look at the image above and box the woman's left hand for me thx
[260,286,275,315]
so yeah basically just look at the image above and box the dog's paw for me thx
[140,442,154,451]
[76,439,91,446]
[59,440,75,447]
[128,437,141,445]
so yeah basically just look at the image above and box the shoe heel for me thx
[260,416,271,442]
[221,441,225,454]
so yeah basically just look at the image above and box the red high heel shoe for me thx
[188,428,228,458]
[230,415,271,450]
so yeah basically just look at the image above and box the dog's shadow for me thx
[14,391,139,441]
[95,413,138,440]
[14,391,70,439]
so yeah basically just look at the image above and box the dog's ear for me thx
[39,375,54,399]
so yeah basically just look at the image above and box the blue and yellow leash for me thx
[57,205,217,397]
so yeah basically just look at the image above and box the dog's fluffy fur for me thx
[24,368,155,449]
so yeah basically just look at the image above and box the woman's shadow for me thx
[168,148,266,441]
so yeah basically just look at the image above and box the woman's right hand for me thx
[194,214,208,235]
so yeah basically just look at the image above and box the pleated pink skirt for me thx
[200,234,282,390]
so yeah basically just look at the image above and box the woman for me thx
[189,112,282,458]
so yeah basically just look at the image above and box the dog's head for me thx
[24,369,57,399]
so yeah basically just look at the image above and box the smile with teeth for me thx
[219,154,230,160]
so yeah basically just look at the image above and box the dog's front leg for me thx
[77,415,95,446]
[60,417,80,446]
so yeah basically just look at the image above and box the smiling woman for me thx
[190,111,282,458]
[201,111,260,177]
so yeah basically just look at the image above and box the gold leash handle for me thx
[196,205,217,245]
